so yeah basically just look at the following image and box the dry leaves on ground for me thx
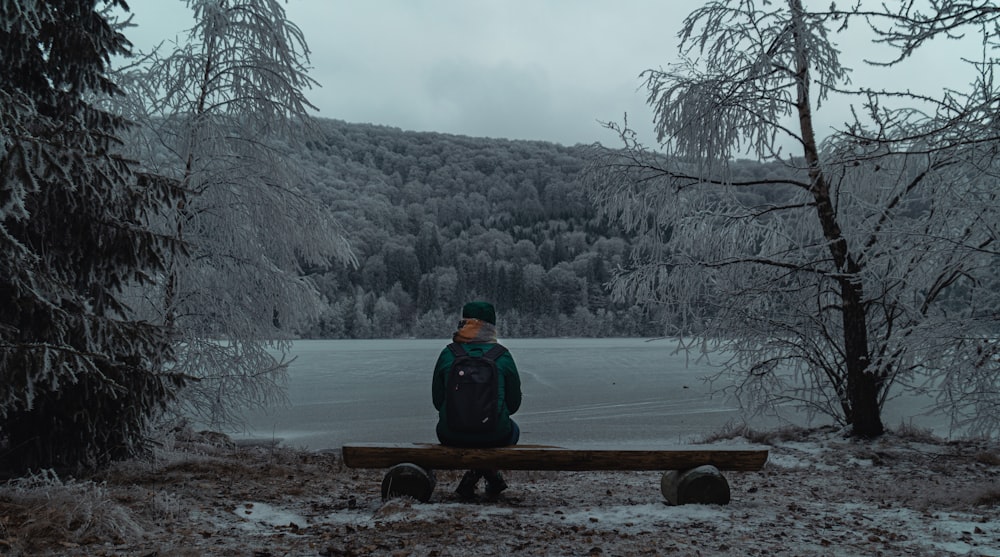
[1,426,999,556]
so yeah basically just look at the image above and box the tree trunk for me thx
[848,366,885,437]
[789,0,884,437]
[832,254,884,438]
[843,290,884,437]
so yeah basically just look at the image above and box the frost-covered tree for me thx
[115,0,352,428]
[0,0,184,472]
[589,0,1000,438]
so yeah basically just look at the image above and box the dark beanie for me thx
[462,301,496,325]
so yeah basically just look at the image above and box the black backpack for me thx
[445,343,507,434]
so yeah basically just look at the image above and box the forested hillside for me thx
[286,119,625,338]
[290,119,781,339]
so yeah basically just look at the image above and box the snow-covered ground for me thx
[4,426,997,556]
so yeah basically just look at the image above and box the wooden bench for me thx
[341,443,769,505]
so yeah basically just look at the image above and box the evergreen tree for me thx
[0,0,183,472]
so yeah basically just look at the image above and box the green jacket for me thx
[432,342,522,446]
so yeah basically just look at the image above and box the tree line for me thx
[289,119,789,339]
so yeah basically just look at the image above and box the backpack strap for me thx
[447,342,466,358]
[482,343,508,361]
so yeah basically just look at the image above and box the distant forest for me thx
[291,119,787,339]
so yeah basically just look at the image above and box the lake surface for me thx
[238,338,947,450]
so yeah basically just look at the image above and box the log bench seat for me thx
[341,442,769,505]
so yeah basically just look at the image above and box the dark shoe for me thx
[455,470,481,499]
[483,471,508,496]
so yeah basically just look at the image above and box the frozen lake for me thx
[238,338,946,450]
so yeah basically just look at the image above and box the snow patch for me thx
[924,512,1000,557]
[233,501,308,530]
[766,452,835,470]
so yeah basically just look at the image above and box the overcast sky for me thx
[121,1,983,150]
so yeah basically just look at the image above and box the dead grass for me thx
[0,470,142,555]
[1,427,998,556]
[697,422,833,445]
[975,451,1000,466]
[975,487,1000,507]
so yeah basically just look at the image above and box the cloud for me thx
[285,0,674,145]
[121,0,988,150]
[424,59,554,138]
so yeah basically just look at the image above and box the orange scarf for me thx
[452,318,498,343]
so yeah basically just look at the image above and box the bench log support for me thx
[661,465,730,505]
[381,463,437,502]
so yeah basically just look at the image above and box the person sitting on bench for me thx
[432,301,522,498]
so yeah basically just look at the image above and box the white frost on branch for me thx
[589,0,1000,438]
[113,0,354,429]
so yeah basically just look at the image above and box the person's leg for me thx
[484,421,519,496]
[456,469,482,498]
[483,470,507,495]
